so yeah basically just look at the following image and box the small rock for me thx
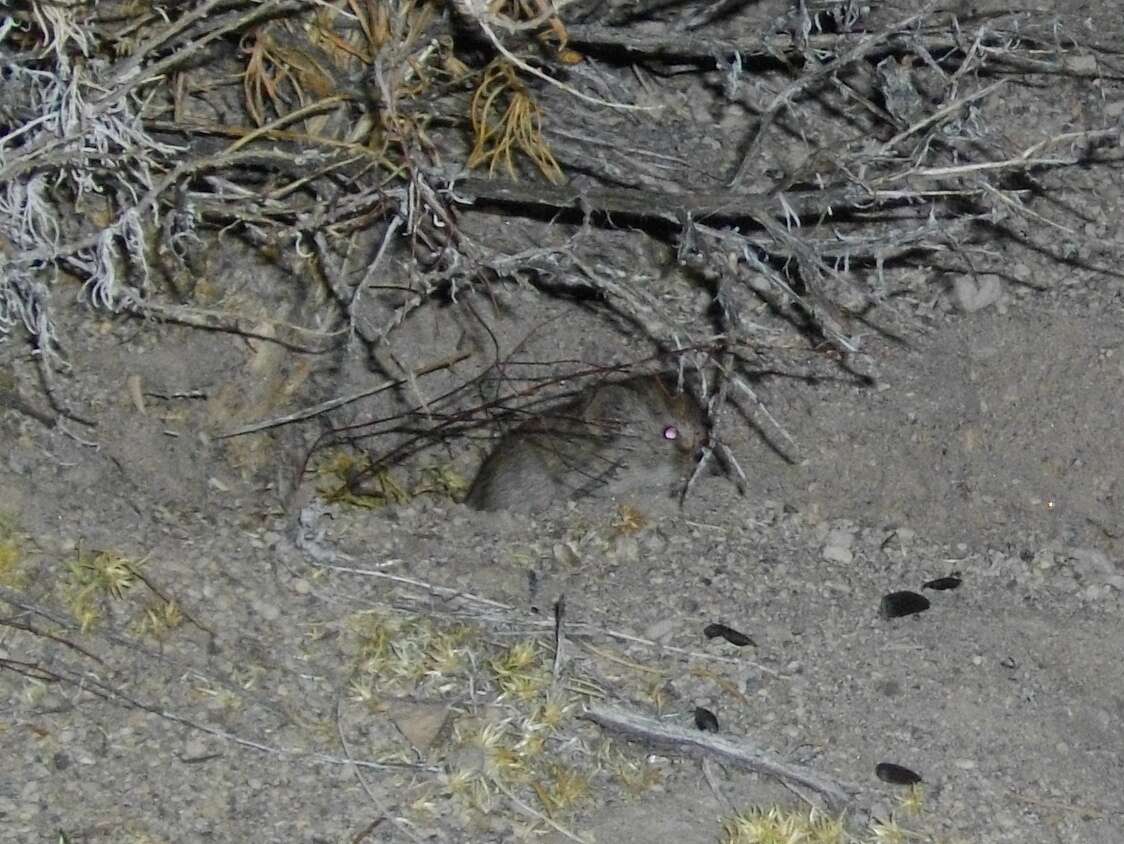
[260,530,284,547]
[252,600,281,621]
[644,617,677,643]
[880,591,929,619]
[1084,583,1108,602]
[1070,547,1113,576]
[868,803,893,826]
[875,762,922,785]
[391,703,451,754]
[826,527,855,548]
[552,542,580,567]
[7,452,32,474]
[183,737,209,759]
[611,535,640,564]
[994,811,1019,831]
[1065,53,1098,75]
[694,707,719,732]
[953,274,1003,312]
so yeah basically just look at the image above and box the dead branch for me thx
[564,20,1108,78]
[585,702,856,811]
[0,616,105,663]
[729,5,938,187]
[0,651,436,775]
[450,175,864,226]
[131,300,348,354]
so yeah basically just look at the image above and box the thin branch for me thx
[450,175,862,227]
[219,352,471,438]
[131,300,347,353]
[728,6,939,187]
[0,653,436,775]
[585,702,857,811]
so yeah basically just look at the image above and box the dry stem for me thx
[585,702,856,811]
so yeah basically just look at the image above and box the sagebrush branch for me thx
[585,702,856,810]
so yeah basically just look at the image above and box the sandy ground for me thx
[2,2,1123,843]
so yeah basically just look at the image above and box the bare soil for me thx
[2,2,1123,843]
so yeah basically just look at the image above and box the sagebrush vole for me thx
[465,374,708,513]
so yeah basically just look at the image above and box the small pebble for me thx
[553,543,580,567]
[183,737,209,759]
[703,623,755,647]
[953,274,1002,312]
[694,707,719,732]
[644,617,677,643]
[611,535,640,563]
[252,600,281,621]
[880,591,930,619]
[875,762,922,785]
[825,527,855,548]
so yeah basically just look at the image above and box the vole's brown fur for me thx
[465,374,707,513]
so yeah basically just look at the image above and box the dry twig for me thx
[585,702,856,810]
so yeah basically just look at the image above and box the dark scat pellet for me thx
[875,762,923,785]
[880,590,930,619]
[694,707,719,733]
[703,622,756,647]
[922,575,962,591]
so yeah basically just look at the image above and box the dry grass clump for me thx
[61,546,184,636]
[340,610,618,834]
[721,788,939,844]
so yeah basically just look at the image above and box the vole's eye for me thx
[662,425,679,441]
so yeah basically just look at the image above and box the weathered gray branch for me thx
[585,702,857,810]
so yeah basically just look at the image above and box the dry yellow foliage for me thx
[469,59,563,183]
